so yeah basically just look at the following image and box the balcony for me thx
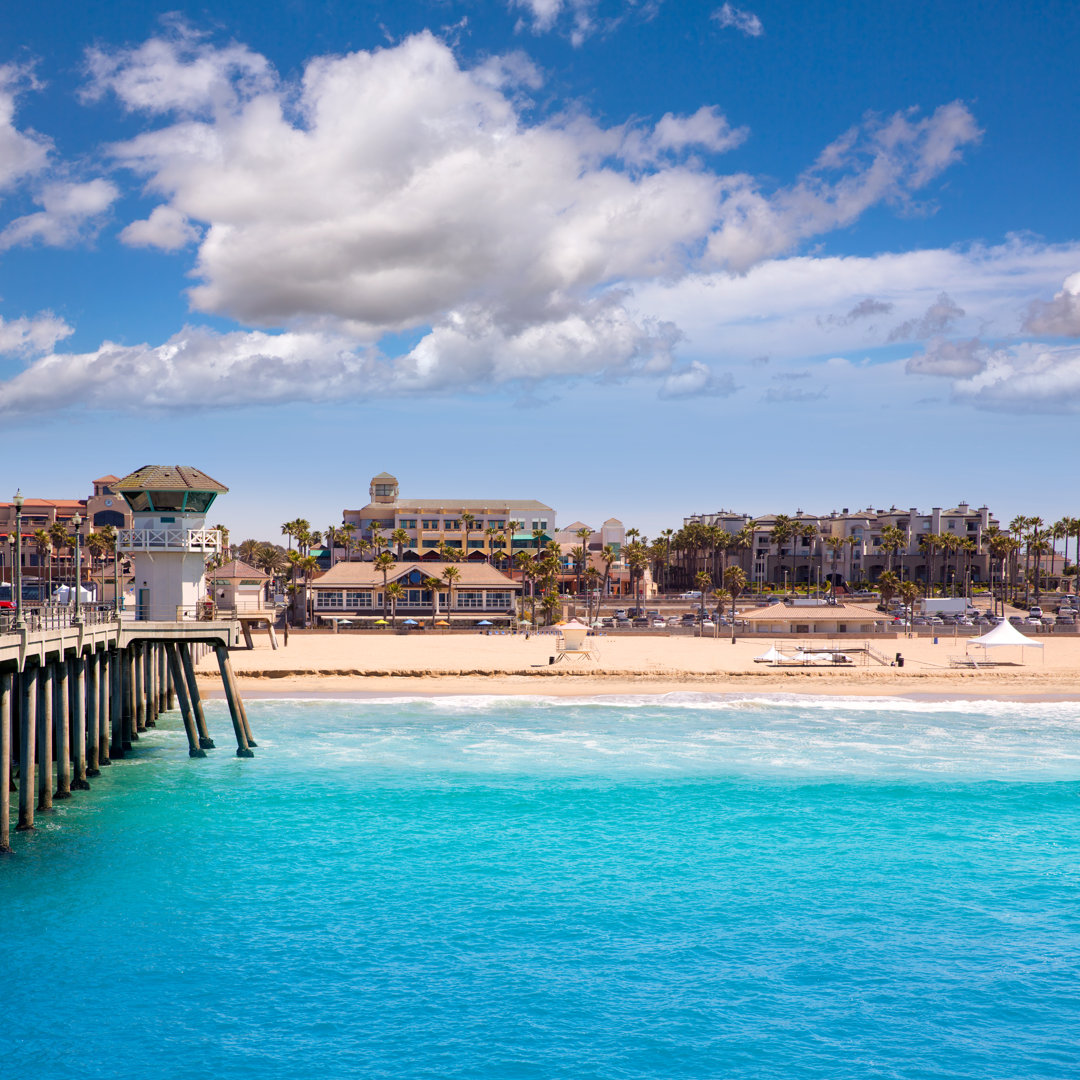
[118,528,221,553]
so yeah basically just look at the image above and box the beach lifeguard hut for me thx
[114,466,227,621]
[553,620,598,663]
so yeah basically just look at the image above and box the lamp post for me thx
[71,511,83,624]
[12,490,24,629]
[113,530,121,618]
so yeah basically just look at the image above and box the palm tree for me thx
[485,526,500,565]
[49,521,70,591]
[898,580,920,633]
[391,527,410,560]
[711,587,730,638]
[583,566,601,621]
[299,553,319,627]
[918,533,941,598]
[880,524,906,575]
[385,582,404,627]
[570,544,588,597]
[461,512,476,559]
[325,525,339,567]
[423,576,443,625]
[32,528,52,600]
[597,545,617,620]
[877,570,900,611]
[342,522,356,562]
[373,552,396,613]
[658,527,675,594]
[695,570,712,630]
[723,565,747,643]
[355,537,372,562]
[441,565,461,622]
[825,536,846,592]
[369,521,385,556]
[769,515,793,591]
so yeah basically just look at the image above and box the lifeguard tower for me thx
[114,466,226,621]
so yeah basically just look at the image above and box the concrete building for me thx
[343,472,556,562]
[679,503,1002,591]
[0,475,134,600]
[208,559,272,612]
[115,466,226,621]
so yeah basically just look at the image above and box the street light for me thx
[71,511,83,624]
[12,490,25,629]
[113,529,122,618]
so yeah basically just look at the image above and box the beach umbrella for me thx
[477,619,493,626]
[435,620,450,626]
[374,618,388,625]
[403,618,418,625]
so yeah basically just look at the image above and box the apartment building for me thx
[680,503,1001,590]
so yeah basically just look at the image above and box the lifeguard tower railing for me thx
[118,528,221,551]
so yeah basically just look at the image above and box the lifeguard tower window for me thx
[122,490,217,512]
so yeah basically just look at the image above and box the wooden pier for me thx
[0,608,253,853]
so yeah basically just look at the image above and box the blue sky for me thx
[1,0,1078,540]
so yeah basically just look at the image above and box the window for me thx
[160,516,176,523]
[531,520,548,532]
[468,540,485,549]
[444,519,460,530]
[351,592,373,608]
[491,520,505,528]
[456,590,485,608]
[422,519,440,529]
[399,518,417,529]
[317,591,344,609]
[487,591,512,608]
[374,484,394,496]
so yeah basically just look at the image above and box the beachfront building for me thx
[307,560,522,627]
[208,559,272,612]
[0,474,134,600]
[739,599,893,635]
[677,503,1001,591]
[342,473,556,563]
[551,518,637,596]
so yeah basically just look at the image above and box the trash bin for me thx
[933,636,938,645]
[896,655,904,668]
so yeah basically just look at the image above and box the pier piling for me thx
[17,668,37,831]
[214,646,253,757]
[55,660,71,800]
[98,651,111,766]
[72,656,89,790]
[37,665,53,812]
[0,672,11,852]
[164,644,204,757]
[87,652,100,777]
[179,644,215,749]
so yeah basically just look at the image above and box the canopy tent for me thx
[968,621,1043,649]
[967,620,1043,662]
[754,646,792,663]
[53,584,94,602]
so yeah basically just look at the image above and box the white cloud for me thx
[0,311,73,355]
[705,103,981,272]
[951,342,1080,412]
[0,300,686,415]
[82,25,273,117]
[509,0,657,45]
[0,64,51,194]
[712,3,763,37]
[0,178,119,249]
[1023,271,1080,336]
[120,204,201,250]
[659,360,738,398]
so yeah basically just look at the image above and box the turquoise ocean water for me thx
[2,692,1079,1079]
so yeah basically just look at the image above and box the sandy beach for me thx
[193,630,1080,700]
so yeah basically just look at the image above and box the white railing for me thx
[119,529,221,553]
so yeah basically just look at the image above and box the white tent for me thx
[755,646,791,663]
[53,584,95,603]
[967,620,1043,656]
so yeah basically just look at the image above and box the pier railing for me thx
[0,603,117,634]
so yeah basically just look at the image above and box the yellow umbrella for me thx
[435,619,450,626]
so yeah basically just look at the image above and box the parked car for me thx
[701,620,716,630]
[615,618,631,628]
[1056,615,1076,625]
[651,619,666,628]
[1029,607,1043,619]
[1009,615,1024,625]
[614,609,628,619]
[1023,616,1043,627]
[927,616,945,626]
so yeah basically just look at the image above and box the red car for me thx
[0,600,14,609]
